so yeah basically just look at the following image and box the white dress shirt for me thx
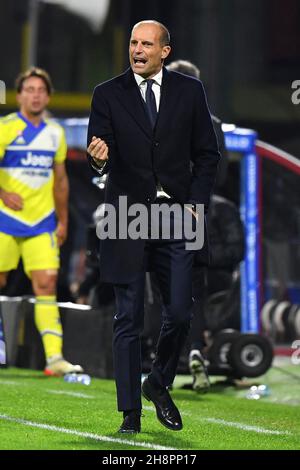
[134,69,163,111]
[134,69,170,199]
[92,68,170,199]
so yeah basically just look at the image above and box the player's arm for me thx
[0,121,23,210]
[53,162,69,246]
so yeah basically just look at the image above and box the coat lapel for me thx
[115,68,153,138]
[155,67,179,138]
[115,67,179,138]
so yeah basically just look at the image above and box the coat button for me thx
[146,197,151,202]
[154,142,159,147]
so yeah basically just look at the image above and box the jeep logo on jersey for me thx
[21,152,53,168]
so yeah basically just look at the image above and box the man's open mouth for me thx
[133,58,147,65]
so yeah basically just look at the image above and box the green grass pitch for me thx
[0,364,300,450]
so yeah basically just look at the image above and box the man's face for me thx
[17,76,50,117]
[129,24,171,78]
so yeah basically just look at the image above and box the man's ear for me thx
[161,45,171,60]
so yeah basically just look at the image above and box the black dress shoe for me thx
[142,378,182,431]
[118,411,141,434]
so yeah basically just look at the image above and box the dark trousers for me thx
[113,237,195,411]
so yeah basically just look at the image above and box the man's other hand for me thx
[185,206,199,221]
[87,136,109,167]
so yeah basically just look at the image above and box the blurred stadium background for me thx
[1,0,300,152]
[0,0,300,450]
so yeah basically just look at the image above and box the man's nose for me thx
[134,42,143,53]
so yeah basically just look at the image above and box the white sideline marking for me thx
[144,406,291,436]
[143,405,155,412]
[0,379,20,386]
[2,384,290,439]
[143,405,188,417]
[0,414,176,450]
[46,390,95,399]
[203,417,291,435]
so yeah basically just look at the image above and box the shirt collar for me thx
[134,68,163,87]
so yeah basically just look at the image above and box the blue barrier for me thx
[224,127,260,333]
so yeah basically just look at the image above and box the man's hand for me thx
[87,136,109,167]
[185,206,199,221]
[76,295,89,305]
[0,189,23,211]
[56,220,68,247]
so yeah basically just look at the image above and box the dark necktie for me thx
[145,79,157,128]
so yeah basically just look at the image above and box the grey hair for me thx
[166,60,200,79]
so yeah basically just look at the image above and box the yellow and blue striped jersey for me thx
[0,112,67,236]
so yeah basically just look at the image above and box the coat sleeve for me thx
[87,85,115,176]
[189,82,221,210]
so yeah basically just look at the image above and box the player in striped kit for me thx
[0,67,83,376]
